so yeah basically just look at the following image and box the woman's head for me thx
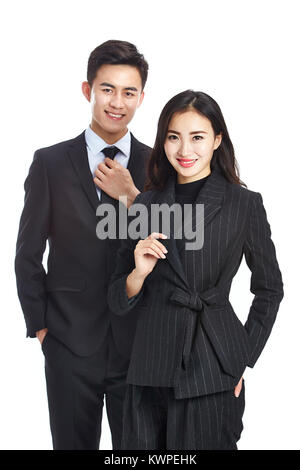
[145,90,246,190]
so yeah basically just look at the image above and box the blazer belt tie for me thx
[169,285,227,365]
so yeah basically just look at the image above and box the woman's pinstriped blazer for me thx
[108,167,284,399]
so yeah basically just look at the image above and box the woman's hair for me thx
[144,90,246,191]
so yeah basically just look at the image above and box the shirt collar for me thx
[85,125,131,158]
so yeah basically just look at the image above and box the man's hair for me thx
[87,40,148,90]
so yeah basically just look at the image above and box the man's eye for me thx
[102,88,112,93]
[125,92,134,97]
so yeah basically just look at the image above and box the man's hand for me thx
[36,328,48,345]
[94,158,140,208]
[234,376,244,397]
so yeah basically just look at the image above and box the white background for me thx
[1,0,299,450]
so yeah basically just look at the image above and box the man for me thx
[15,40,151,450]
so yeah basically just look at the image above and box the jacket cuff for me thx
[108,273,144,315]
[26,320,47,338]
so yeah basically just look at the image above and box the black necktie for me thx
[102,146,120,160]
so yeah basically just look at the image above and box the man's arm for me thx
[15,150,50,339]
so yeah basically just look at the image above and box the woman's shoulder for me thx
[226,179,262,202]
[224,180,264,219]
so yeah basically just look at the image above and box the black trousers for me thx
[122,380,245,450]
[42,325,129,450]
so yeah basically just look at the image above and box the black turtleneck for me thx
[174,174,211,254]
[175,174,210,205]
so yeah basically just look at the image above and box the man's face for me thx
[82,64,144,141]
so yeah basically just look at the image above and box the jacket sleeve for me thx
[15,150,50,337]
[107,193,146,316]
[243,192,284,368]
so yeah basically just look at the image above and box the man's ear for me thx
[137,90,145,108]
[82,81,91,102]
[213,133,222,150]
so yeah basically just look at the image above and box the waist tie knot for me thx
[170,288,204,311]
[169,285,227,368]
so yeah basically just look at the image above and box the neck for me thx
[90,120,128,145]
[177,167,211,184]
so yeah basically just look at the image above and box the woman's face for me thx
[164,110,222,184]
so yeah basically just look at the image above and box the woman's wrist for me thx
[131,267,147,281]
[126,268,146,299]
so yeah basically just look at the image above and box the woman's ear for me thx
[213,133,222,150]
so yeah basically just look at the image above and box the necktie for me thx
[102,146,120,160]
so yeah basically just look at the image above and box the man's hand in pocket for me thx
[36,328,48,345]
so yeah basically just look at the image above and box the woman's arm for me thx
[243,192,284,368]
[108,231,168,316]
[107,236,144,316]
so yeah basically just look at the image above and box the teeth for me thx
[107,112,122,118]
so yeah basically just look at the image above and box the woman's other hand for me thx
[234,377,244,397]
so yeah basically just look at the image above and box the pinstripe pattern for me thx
[108,167,284,398]
[121,381,245,450]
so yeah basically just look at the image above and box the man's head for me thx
[82,40,148,143]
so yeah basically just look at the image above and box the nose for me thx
[178,139,193,158]
[109,92,124,110]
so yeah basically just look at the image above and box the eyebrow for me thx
[100,82,138,92]
[167,130,208,135]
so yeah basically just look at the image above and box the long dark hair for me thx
[145,90,246,191]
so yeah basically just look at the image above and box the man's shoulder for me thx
[130,132,152,155]
[34,131,85,160]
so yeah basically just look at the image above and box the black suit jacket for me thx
[15,130,151,357]
[108,167,284,398]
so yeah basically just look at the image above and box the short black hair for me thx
[87,40,148,90]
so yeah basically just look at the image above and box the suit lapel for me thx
[192,166,226,228]
[156,167,227,288]
[127,133,149,192]
[67,131,100,212]
[155,175,189,288]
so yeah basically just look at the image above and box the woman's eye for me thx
[193,135,203,141]
[167,135,178,140]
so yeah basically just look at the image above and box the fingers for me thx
[104,157,120,168]
[95,159,123,182]
[146,232,168,240]
[98,158,121,172]
[96,162,111,175]
[234,377,243,397]
[139,246,163,260]
[136,234,168,259]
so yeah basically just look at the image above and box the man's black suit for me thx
[15,130,151,449]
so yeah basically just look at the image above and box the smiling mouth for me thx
[176,158,198,167]
[105,110,125,120]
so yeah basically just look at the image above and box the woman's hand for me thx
[125,233,168,300]
[134,232,168,278]
[234,377,244,397]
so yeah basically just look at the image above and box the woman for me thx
[108,90,284,450]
